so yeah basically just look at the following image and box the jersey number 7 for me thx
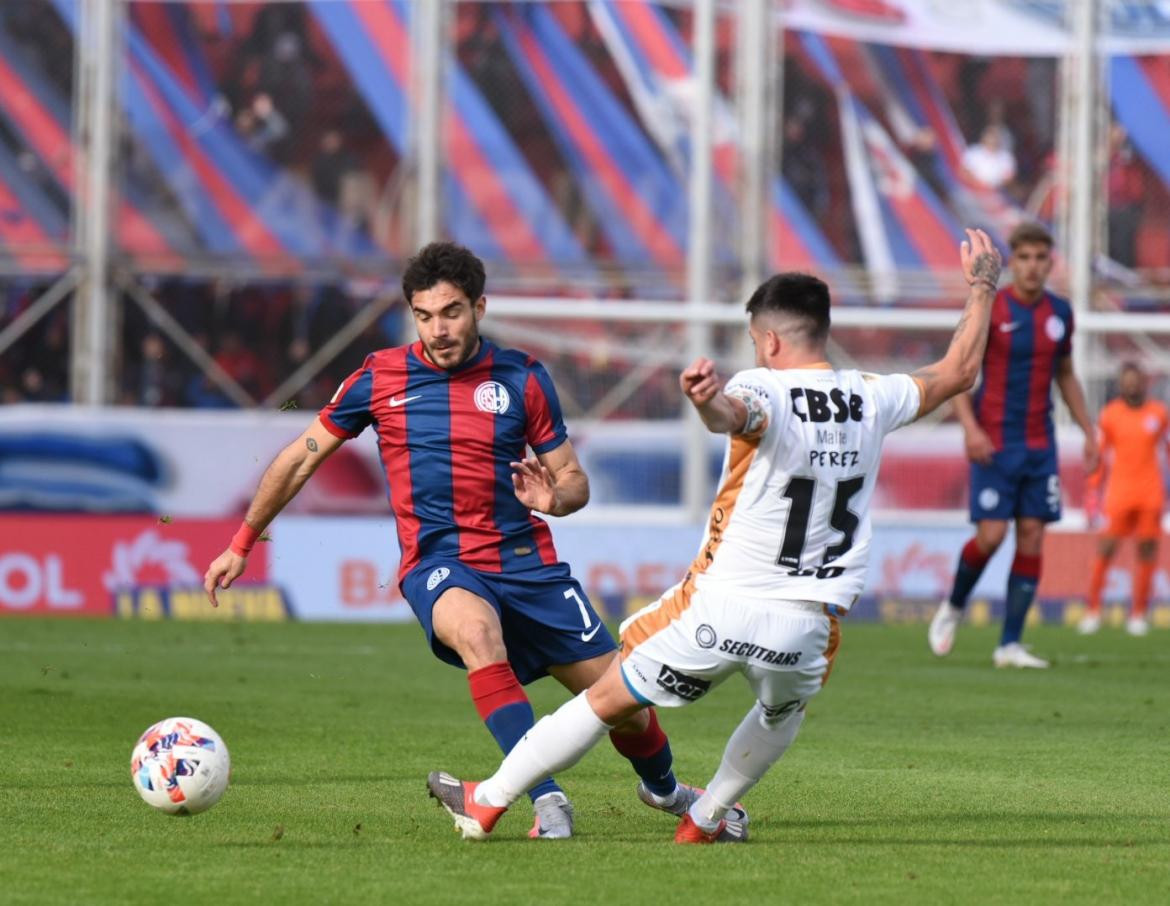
[777,476,864,577]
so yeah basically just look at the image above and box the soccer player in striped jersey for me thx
[203,242,735,838]
[427,229,1002,844]
[929,222,1098,668]
[1079,362,1168,637]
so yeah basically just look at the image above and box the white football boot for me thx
[1125,617,1150,637]
[992,642,1050,669]
[529,791,574,839]
[928,600,964,656]
[637,782,749,825]
[1077,613,1102,635]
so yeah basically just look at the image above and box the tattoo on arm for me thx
[305,437,319,453]
[969,251,1001,290]
[950,307,973,342]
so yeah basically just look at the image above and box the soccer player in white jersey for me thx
[427,229,1002,844]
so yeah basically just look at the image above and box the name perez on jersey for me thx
[718,639,802,666]
[808,449,861,468]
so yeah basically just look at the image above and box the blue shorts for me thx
[969,446,1062,523]
[400,559,616,685]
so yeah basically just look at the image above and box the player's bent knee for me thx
[757,699,804,728]
[431,589,505,662]
[450,619,506,664]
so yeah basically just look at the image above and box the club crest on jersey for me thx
[426,567,450,591]
[978,488,1000,511]
[474,381,511,414]
[1045,315,1066,342]
[1145,415,1161,434]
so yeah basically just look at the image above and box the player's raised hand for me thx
[203,549,246,607]
[680,357,722,407]
[511,456,557,514]
[960,228,1002,289]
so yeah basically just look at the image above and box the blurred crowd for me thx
[3,2,1170,410]
[1,280,402,409]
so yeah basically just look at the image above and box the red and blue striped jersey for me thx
[318,340,568,581]
[974,288,1074,451]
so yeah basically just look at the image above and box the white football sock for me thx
[689,704,805,831]
[475,691,613,808]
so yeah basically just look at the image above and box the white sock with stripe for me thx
[474,691,613,808]
[689,704,805,831]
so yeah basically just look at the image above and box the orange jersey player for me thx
[1080,362,1168,636]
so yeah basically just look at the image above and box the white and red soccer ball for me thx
[130,717,230,815]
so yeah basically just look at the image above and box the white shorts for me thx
[618,579,841,716]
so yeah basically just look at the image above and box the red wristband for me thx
[230,522,261,558]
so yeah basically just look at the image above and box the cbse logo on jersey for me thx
[790,387,864,424]
[426,567,450,591]
[474,381,511,414]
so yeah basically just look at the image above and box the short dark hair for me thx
[1008,221,1053,251]
[745,273,831,345]
[1120,360,1144,377]
[402,241,486,304]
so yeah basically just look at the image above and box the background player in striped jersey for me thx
[1079,362,1168,637]
[929,222,1098,669]
[426,229,1002,844]
[203,242,735,839]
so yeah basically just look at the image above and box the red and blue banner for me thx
[863,42,1023,241]
[0,15,174,267]
[310,0,590,270]
[494,4,686,271]
[800,31,962,295]
[585,0,842,274]
[1110,55,1170,189]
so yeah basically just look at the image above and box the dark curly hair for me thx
[402,241,486,304]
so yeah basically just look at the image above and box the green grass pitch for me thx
[2,618,1168,905]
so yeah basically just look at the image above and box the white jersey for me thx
[689,366,923,609]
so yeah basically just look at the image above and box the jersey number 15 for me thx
[776,476,864,579]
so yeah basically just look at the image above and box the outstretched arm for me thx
[912,229,1002,418]
[679,357,748,435]
[203,417,344,605]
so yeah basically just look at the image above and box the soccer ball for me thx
[130,717,230,815]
